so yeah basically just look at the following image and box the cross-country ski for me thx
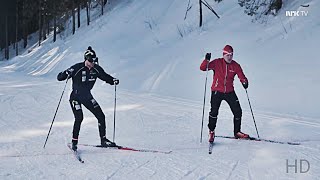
[77,143,172,154]
[215,135,300,145]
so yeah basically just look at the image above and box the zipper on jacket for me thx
[224,63,228,93]
[214,79,219,87]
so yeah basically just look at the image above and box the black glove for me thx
[65,70,71,77]
[113,78,119,85]
[205,53,211,61]
[65,68,74,77]
[242,82,248,89]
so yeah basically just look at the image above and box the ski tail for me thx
[67,143,84,163]
[208,142,213,154]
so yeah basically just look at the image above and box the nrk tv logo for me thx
[285,11,309,17]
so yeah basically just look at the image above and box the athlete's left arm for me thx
[236,63,248,84]
[95,66,116,85]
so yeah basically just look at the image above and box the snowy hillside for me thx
[0,0,319,179]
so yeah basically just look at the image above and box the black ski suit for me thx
[57,62,116,141]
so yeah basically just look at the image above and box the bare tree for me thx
[100,0,106,15]
[38,0,43,46]
[5,15,9,59]
[52,0,64,42]
[43,0,49,40]
[72,0,76,34]
[86,0,91,25]
[77,0,80,28]
[42,6,47,41]
[15,0,19,56]
[53,13,57,42]
[52,0,58,42]
[100,0,104,15]
[199,0,202,27]
[47,18,50,35]
[199,0,220,27]
[184,0,192,20]
[22,1,28,48]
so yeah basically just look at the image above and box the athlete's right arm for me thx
[200,59,215,71]
[57,66,75,81]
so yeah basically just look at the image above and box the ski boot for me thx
[101,137,117,147]
[234,132,249,139]
[209,131,215,143]
[71,139,78,151]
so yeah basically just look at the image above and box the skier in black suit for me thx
[57,47,119,150]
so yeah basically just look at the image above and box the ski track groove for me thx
[198,172,213,180]
[257,113,320,128]
[126,159,153,175]
[0,152,73,158]
[179,166,198,180]
[121,90,299,180]
[226,160,239,180]
[1,80,319,179]
[121,90,320,143]
[106,163,125,180]
[248,167,253,180]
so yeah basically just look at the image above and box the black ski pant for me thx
[69,91,106,141]
[208,91,242,134]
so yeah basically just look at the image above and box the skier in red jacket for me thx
[200,45,249,143]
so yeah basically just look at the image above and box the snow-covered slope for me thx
[0,0,319,179]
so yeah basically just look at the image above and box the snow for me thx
[0,0,319,179]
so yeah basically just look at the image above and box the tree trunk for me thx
[86,0,90,25]
[38,0,42,46]
[16,1,19,56]
[23,27,28,48]
[199,0,203,27]
[5,15,9,59]
[43,13,47,40]
[77,2,80,28]
[22,0,28,48]
[47,20,49,35]
[101,0,104,15]
[72,1,75,34]
[53,0,56,42]
[53,15,56,42]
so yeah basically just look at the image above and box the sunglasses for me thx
[87,57,98,63]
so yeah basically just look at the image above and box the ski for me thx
[216,135,300,145]
[77,143,172,154]
[67,143,84,163]
[208,142,214,154]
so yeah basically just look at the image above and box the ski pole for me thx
[245,89,260,138]
[200,61,209,143]
[43,78,69,148]
[112,83,117,142]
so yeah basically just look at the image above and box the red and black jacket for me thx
[200,58,248,93]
